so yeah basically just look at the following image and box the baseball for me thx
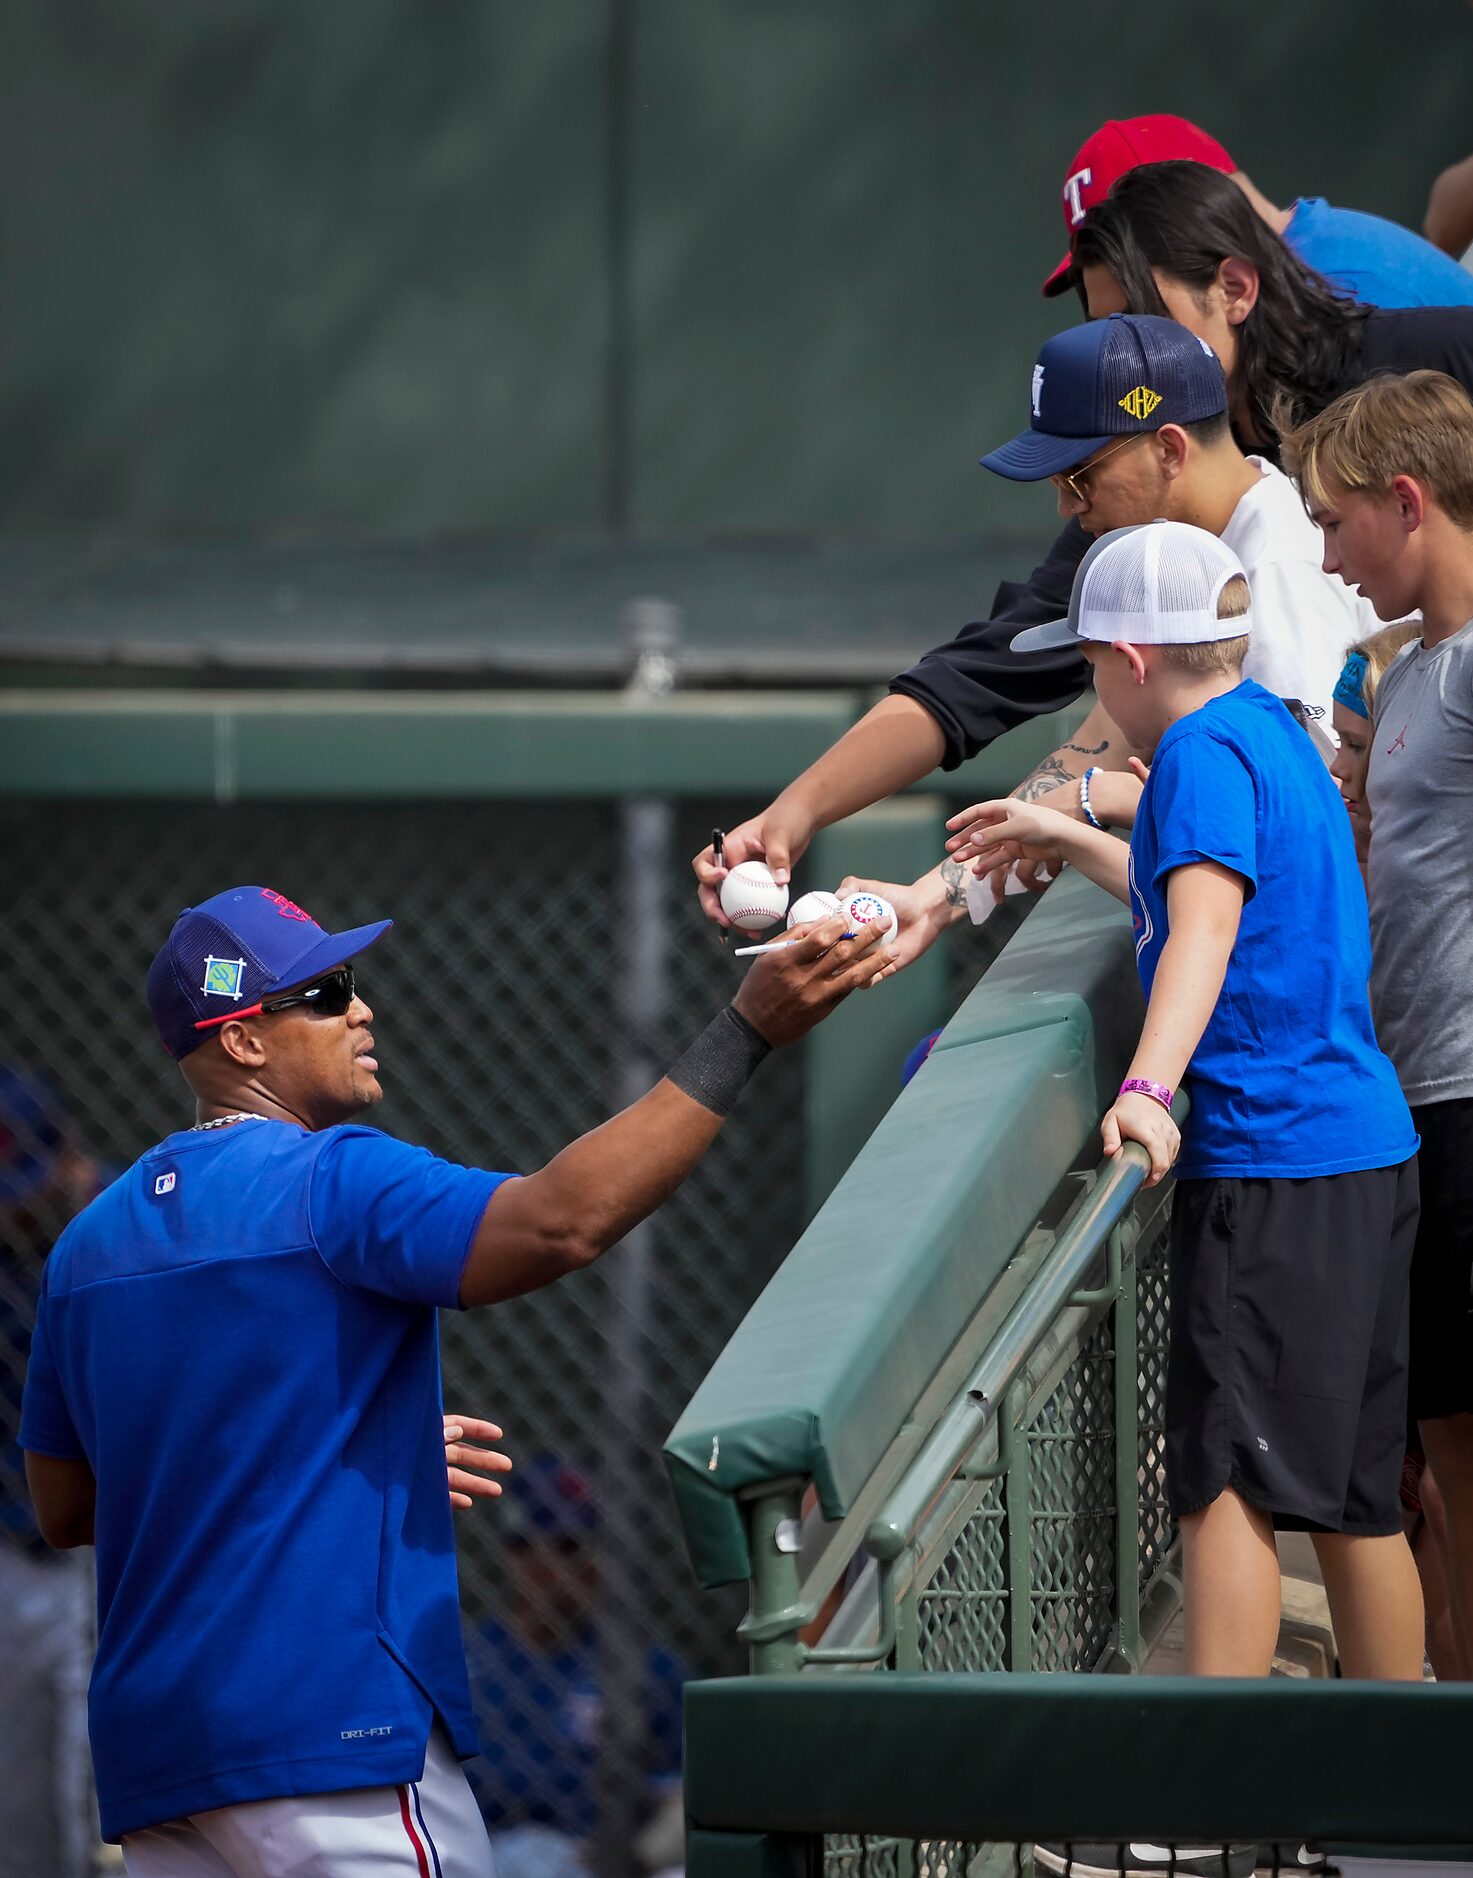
[838,889,899,943]
[719,860,790,932]
[785,889,844,929]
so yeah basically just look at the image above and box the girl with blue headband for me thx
[1328,621,1422,867]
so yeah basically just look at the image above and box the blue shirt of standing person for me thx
[1126,676,1417,1179]
[1284,196,1473,310]
[17,879,881,1865]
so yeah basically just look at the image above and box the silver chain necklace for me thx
[190,1112,266,1132]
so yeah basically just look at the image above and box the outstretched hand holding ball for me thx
[719,861,790,932]
[837,890,898,943]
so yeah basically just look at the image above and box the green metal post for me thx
[893,1564,921,1876]
[1003,1396,1033,1673]
[1112,1230,1143,1669]
[746,1486,807,1676]
[804,798,953,1218]
[893,1575,920,1672]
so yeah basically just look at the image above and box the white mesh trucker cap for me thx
[1010,520,1252,654]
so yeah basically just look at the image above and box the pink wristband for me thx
[1119,1077,1173,1111]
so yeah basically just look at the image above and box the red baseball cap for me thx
[1041,114,1237,298]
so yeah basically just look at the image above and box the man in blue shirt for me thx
[20,884,885,1876]
[1041,114,1473,309]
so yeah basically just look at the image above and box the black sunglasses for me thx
[261,965,356,1018]
[193,965,356,1036]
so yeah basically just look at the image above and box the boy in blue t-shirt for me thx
[946,520,1423,1690]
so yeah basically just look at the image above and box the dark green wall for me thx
[5,0,1472,533]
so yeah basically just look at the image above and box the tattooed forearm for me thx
[940,857,968,908]
[1011,754,1076,803]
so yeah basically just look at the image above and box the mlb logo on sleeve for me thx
[154,1171,177,1196]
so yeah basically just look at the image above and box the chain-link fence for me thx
[907,1224,1174,1681]
[0,793,827,1875]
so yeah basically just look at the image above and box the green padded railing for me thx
[664,864,1188,1725]
[684,1675,1473,1874]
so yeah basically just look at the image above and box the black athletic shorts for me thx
[1408,1098,1473,1422]
[1165,1156,1419,1536]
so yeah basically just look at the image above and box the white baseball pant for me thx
[120,1726,495,1877]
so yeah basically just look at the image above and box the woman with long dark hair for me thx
[1072,160,1473,447]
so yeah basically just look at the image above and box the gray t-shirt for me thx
[1367,619,1473,1105]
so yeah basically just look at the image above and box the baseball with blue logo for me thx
[838,890,898,943]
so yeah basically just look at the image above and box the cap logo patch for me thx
[261,889,313,923]
[201,956,248,1000]
[1062,166,1093,227]
[1119,385,1162,420]
[1031,364,1045,418]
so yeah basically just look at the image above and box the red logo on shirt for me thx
[1385,723,1408,755]
[261,888,314,923]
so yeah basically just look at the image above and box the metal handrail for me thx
[740,1102,1185,1672]
[865,1124,1177,1564]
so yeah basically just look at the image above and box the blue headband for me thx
[1333,651,1371,719]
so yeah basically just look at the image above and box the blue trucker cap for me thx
[146,885,391,1060]
[981,314,1228,482]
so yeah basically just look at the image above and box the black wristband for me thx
[667,1005,772,1118]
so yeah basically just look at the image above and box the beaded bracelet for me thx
[1079,766,1105,831]
[1119,1077,1173,1112]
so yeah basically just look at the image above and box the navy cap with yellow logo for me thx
[981,313,1228,482]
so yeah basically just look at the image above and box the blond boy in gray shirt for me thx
[1288,368,1473,1680]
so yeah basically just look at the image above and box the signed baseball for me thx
[719,861,790,932]
[785,889,845,930]
[838,889,899,943]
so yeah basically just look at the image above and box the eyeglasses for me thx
[1050,432,1149,506]
[261,965,356,1018]
[193,965,357,1035]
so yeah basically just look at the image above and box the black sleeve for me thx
[1356,307,1473,398]
[887,517,1094,769]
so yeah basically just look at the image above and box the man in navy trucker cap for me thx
[821,315,1377,983]
[21,884,886,1875]
[977,313,1376,727]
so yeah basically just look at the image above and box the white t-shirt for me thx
[1222,456,1382,727]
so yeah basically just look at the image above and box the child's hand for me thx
[945,799,1073,870]
[1101,1092,1180,1188]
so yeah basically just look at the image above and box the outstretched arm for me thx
[825,698,1141,978]
[458,920,891,1306]
[694,520,1095,926]
[693,696,946,921]
[945,798,1132,905]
